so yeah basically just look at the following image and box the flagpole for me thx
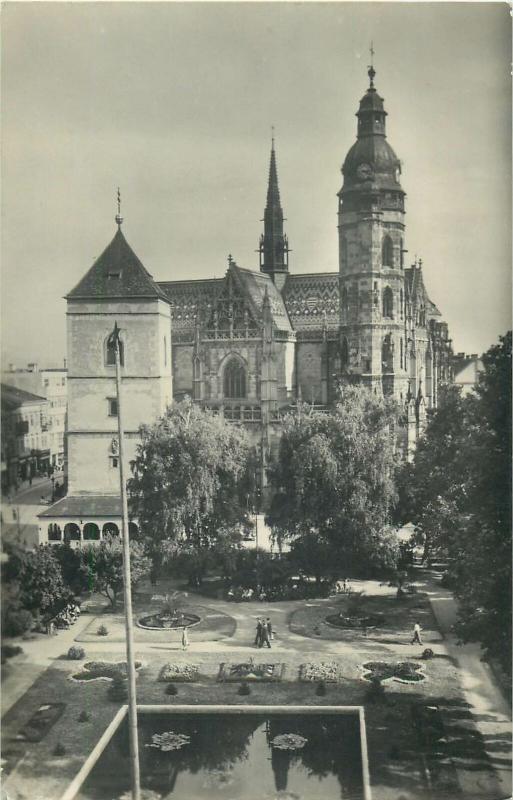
[112,322,141,800]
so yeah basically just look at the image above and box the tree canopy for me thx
[81,536,151,608]
[267,385,400,576]
[398,332,512,673]
[128,397,253,571]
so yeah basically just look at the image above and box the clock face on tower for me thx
[357,163,374,180]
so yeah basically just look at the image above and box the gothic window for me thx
[106,336,124,367]
[341,337,349,369]
[400,289,404,319]
[341,237,348,268]
[382,287,394,318]
[382,235,394,267]
[382,335,394,372]
[223,358,247,399]
[341,286,349,317]
[400,238,404,268]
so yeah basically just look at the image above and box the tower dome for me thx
[340,66,404,198]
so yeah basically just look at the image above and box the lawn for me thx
[1,641,493,800]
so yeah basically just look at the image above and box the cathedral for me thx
[39,65,453,543]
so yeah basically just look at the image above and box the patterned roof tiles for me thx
[282,272,340,329]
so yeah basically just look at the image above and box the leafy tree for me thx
[81,536,151,608]
[3,544,72,622]
[128,397,252,570]
[401,333,512,673]
[52,543,89,595]
[267,386,400,576]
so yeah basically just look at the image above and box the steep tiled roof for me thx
[234,266,292,332]
[158,278,223,333]
[282,272,339,330]
[66,228,169,302]
[1,383,47,411]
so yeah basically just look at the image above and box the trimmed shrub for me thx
[108,673,128,702]
[1,644,23,662]
[97,624,109,636]
[67,646,85,660]
[78,710,91,723]
[422,648,435,660]
[53,742,66,756]
[3,609,33,637]
[238,681,251,696]
[315,680,327,696]
[165,683,178,696]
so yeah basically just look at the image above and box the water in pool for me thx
[78,712,364,800]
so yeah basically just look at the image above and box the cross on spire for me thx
[115,187,123,228]
[271,125,275,149]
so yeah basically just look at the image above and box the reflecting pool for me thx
[78,710,365,800]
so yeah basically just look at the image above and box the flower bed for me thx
[299,662,339,683]
[217,659,285,682]
[157,663,200,683]
[271,733,308,751]
[361,661,426,684]
[146,731,191,751]
[16,703,66,743]
[325,612,385,629]
[71,660,143,682]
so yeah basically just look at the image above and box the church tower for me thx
[337,62,408,399]
[258,136,290,292]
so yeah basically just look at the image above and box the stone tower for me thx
[337,65,408,400]
[65,217,173,497]
[258,137,290,292]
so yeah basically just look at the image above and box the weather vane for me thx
[368,41,376,88]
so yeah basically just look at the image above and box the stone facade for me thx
[39,66,453,541]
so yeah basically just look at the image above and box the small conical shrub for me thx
[108,672,128,702]
[165,682,178,696]
[53,742,66,756]
[238,681,251,696]
[315,680,327,696]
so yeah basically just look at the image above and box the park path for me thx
[418,569,512,800]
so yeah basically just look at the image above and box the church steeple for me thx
[259,134,289,288]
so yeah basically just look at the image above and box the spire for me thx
[259,134,289,281]
[115,187,123,228]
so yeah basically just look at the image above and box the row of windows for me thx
[47,521,139,542]
[340,234,404,269]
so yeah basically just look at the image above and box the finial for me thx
[271,125,275,149]
[418,257,423,269]
[115,187,123,228]
[227,253,233,266]
[368,41,376,89]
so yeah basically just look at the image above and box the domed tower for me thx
[337,63,408,399]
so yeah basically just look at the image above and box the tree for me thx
[267,386,400,576]
[81,536,151,608]
[128,397,252,571]
[52,543,89,595]
[3,544,72,622]
[401,333,512,673]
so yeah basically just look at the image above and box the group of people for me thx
[254,617,273,648]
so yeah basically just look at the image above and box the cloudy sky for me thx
[2,1,511,367]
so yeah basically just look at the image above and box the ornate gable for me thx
[206,267,260,339]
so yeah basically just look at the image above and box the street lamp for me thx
[108,322,141,800]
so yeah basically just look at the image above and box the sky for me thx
[1,1,511,368]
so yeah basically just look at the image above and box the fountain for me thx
[137,593,201,631]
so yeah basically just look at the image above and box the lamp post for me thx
[108,322,141,800]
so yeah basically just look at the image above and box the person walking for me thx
[261,619,272,649]
[411,622,423,645]
[254,618,263,648]
[266,617,273,642]
[181,625,189,651]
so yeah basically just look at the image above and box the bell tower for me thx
[337,59,408,399]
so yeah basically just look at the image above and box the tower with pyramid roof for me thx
[64,214,173,510]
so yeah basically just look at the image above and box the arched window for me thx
[382,235,394,267]
[382,335,393,372]
[64,523,81,542]
[223,358,246,399]
[106,336,124,367]
[341,286,349,318]
[48,523,62,542]
[128,522,139,538]
[340,237,348,268]
[382,287,394,318]
[341,337,349,369]
[83,523,100,541]
[103,522,120,538]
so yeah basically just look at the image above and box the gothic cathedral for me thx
[40,66,453,538]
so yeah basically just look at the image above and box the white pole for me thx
[113,324,141,800]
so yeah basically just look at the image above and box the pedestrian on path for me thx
[181,626,189,650]
[411,622,423,645]
[254,618,264,648]
[266,617,274,641]
[261,620,272,649]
